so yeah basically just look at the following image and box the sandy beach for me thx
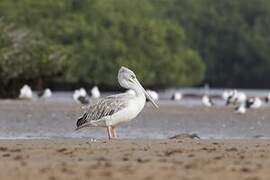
[0,99,270,179]
[0,139,269,180]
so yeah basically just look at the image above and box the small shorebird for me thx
[146,89,159,101]
[73,88,90,105]
[264,93,270,103]
[75,66,158,139]
[202,95,214,107]
[234,97,262,114]
[246,97,262,109]
[222,90,229,100]
[38,88,52,99]
[235,103,247,114]
[226,90,246,106]
[91,86,101,99]
[171,92,182,101]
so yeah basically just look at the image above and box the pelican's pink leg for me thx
[106,126,113,140]
[112,126,117,138]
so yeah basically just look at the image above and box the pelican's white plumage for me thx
[19,85,33,99]
[91,86,101,99]
[76,66,158,139]
[126,89,136,96]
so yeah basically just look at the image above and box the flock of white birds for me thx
[18,84,102,104]
[18,84,269,115]
[221,90,267,114]
[72,86,101,105]
[19,85,52,99]
[172,89,269,114]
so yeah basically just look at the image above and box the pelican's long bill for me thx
[134,79,159,108]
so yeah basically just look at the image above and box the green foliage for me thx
[0,0,205,96]
[157,0,270,88]
[63,0,204,86]
[0,20,66,97]
[1,0,270,93]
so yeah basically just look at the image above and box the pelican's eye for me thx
[128,75,135,83]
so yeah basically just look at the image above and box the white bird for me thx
[73,88,90,105]
[235,103,247,114]
[171,92,182,101]
[235,91,247,104]
[75,66,158,139]
[202,95,214,107]
[226,90,246,105]
[19,85,33,99]
[246,97,262,109]
[91,86,101,99]
[222,90,230,100]
[224,90,235,105]
[146,90,159,101]
[38,88,52,99]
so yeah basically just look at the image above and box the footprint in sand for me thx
[2,153,10,157]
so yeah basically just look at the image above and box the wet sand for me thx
[0,139,270,180]
[0,100,270,138]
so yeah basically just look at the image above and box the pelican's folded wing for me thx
[76,94,129,128]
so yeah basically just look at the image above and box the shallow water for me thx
[0,91,270,139]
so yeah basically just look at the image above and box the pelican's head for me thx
[118,66,158,108]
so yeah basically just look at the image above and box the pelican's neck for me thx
[131,85,145,98]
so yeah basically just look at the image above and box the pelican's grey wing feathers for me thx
[76,93,130,128]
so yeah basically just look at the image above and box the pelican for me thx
[19,85,33,99]
[126,89,136,96]
[75,66,158,139]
